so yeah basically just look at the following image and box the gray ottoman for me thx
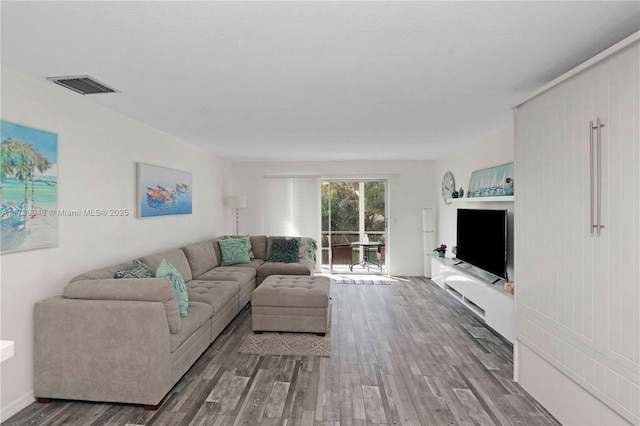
[251,275,331,335]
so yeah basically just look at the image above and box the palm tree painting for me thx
[1,120,58,253]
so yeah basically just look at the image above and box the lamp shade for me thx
[224,195,247,209]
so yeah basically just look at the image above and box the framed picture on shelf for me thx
[467,162,514,198]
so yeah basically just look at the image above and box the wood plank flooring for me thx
[4,277,560,425]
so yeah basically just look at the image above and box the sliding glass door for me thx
[321,180,387,273]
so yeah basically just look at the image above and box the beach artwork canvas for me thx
[467,162,514,198]
[1,120,58,253]
[137,163,192,218]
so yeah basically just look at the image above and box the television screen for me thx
[456,208,507,280]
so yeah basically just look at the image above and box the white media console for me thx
[431,256,514,343]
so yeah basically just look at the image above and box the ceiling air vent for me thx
[46,75,118,95]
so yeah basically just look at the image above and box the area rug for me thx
[329,274,396,285]
[239,314,331,357]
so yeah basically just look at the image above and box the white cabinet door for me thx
[430,256,447,289]
[484,289,514,344]
[590,47,640,373]
[515,41,639,424]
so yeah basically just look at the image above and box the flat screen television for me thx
[456,208,508,280]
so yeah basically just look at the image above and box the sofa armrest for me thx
[34,296,173,406]
[64,278,182,334]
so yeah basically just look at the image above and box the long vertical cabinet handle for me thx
[596,118,605,235]
[590,120,595,236]
[590,119,606,236]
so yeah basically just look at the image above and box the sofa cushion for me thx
[195,266,256,288]
[218,238,251,266]
[141,249,193,283]
[156,259,189,317]
[194,258,264,273]
[250,236,268,260]
[170,301,212,352]
[211,237,223,268]
[269,238,300,263]
[181,240,218,278]
[257,260,314,277]
[186,281,240,315]
[223,258,265,269]
[113,259,154,279]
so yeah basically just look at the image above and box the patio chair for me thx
[331,244,353,271]
[377,245,385,271]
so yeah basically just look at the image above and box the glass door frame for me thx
[321,178,388,274]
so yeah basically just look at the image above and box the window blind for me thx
[263,177,321,268]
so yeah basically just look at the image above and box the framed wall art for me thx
[1,120,58,253]
[467,162,514,198]
[137,163,192,218]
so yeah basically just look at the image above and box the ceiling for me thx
[1,2,638,162]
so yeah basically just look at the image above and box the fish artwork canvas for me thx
[137,163,192,218]
[1,120,58,253]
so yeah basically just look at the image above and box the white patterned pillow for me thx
[295,237,318,262]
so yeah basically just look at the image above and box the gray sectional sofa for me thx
[33,235,315,409]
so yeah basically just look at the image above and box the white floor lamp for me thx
[224,195,247,235]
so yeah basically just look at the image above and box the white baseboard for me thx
[1,390,34,423]
[517,342,630,425]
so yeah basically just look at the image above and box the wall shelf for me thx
[449,195,514,203]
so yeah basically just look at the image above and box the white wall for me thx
[0,66,230,420]
[433,122,515,280]
[231,161,436,276]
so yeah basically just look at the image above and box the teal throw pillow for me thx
[156,259,189,317]
[219,238,251,266]
[270,238,300,263]
[225,235,255,259]
[113,259,154,279]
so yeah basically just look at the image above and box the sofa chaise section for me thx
[34,278,197,408]
[33,248,238,409]
[209,235,316,285]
